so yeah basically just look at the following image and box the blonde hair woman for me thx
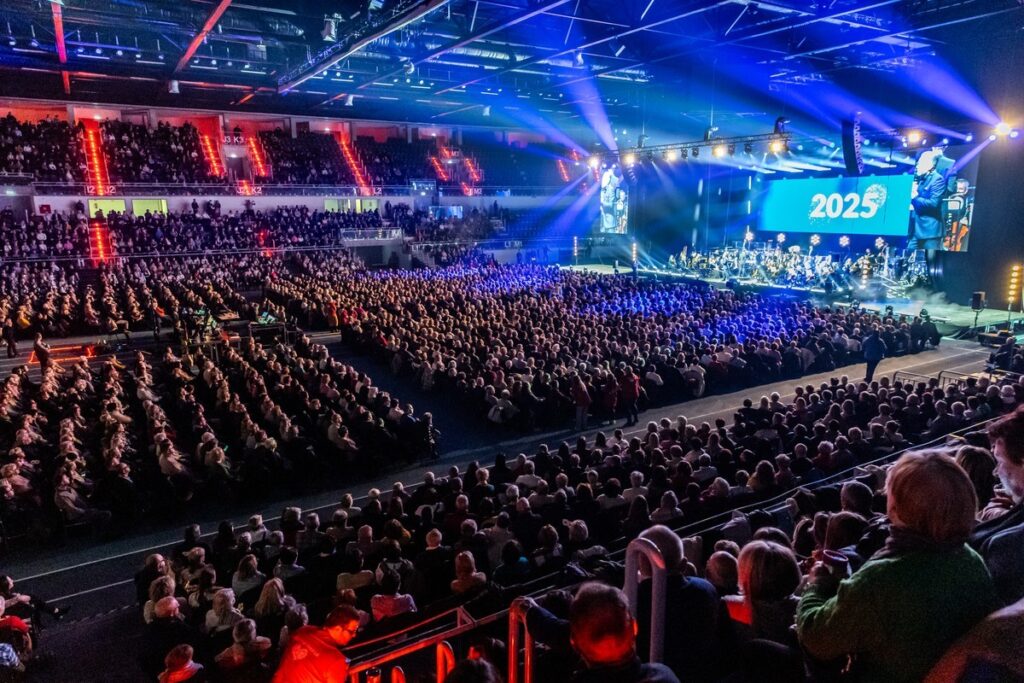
[798,450,1000,682]
[724,540,802,646]
[204,588,243,634]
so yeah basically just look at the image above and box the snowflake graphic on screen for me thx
[863,183,887,209]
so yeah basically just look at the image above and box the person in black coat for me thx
[1,319,16,358]
[139,597,202,679]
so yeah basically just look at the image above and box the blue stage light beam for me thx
[564,77,618,152]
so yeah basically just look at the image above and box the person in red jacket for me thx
[272,605,360,683]
[619,368,641,426]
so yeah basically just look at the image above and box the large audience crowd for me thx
[0,198,1022,682]
[0,114,86,183]
[111,370,1024,683]
[265,261,961,435]
[101,121,222,185]
[257,131,353,186]
[0,114,582,194]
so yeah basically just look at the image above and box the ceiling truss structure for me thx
[0,0,1018,126]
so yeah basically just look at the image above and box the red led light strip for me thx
[83,125,109,196]
[334,133,372,196]
[430,156,449,182]
[247,137,268,177]
[200,134,224,177]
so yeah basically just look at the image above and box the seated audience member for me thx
[140,597,201,679]
[634,526,719,680]
[798,450,1000,683]
[969,407,1024,604]
[370,568,417,622]
[0,597,31,661]
[159,644,206,683]
[214,618,272,677]
[272,605,361,683]
[451,550,488,595]
[523,583,680,683]
[724,540,802,648]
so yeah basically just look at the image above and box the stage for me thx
[563,262,1024,334]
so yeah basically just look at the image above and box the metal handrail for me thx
[436,641,456,682]
[891,370,935,385]
[0,241,395,265]
[623,537,668,664]
[30,180,571,196]
[507,600,534,683]
[937,369,974,388]
[343,606,464,655]
[346,609,509,681]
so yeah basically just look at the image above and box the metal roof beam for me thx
[354,0,571,90]
[435,0,734,94]
[175,0,233,74]
[51,1,67,64]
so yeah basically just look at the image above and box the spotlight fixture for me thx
[679,148,688,160]
[810,234,821,246]
[769,139,785,154]
[588,156,599,169]
[776,233,786,244]
[321,16,338,42]
[744,230,754,242]
[727,144,736,156]
[691,147,700,158]
[964,132,974,142]
[1011,130,1021,140]
[713,145,727,158]
[773,116,789,135]
[743,142,753,154]
[906,129,922,145]
[703,126,718,142]
[663,148,679,162]
[994,122,1012,137]
[875,237,886,249]
[839,236,850,248]
[623,152,636,166]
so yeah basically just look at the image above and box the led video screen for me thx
[598,165,629,234]
[757,174,915,236]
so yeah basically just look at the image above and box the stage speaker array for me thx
[971,291,986,311]
[841,116,864,176]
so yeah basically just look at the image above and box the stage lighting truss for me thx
[585,132,791,167]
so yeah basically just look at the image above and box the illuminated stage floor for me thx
[564,263,1022,332]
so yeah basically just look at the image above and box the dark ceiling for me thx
[0,0,1021,137]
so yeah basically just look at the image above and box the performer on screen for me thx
[910,149,954,250]
[599,166,624,233]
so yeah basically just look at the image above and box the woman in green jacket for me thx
[797,450,1000,683]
